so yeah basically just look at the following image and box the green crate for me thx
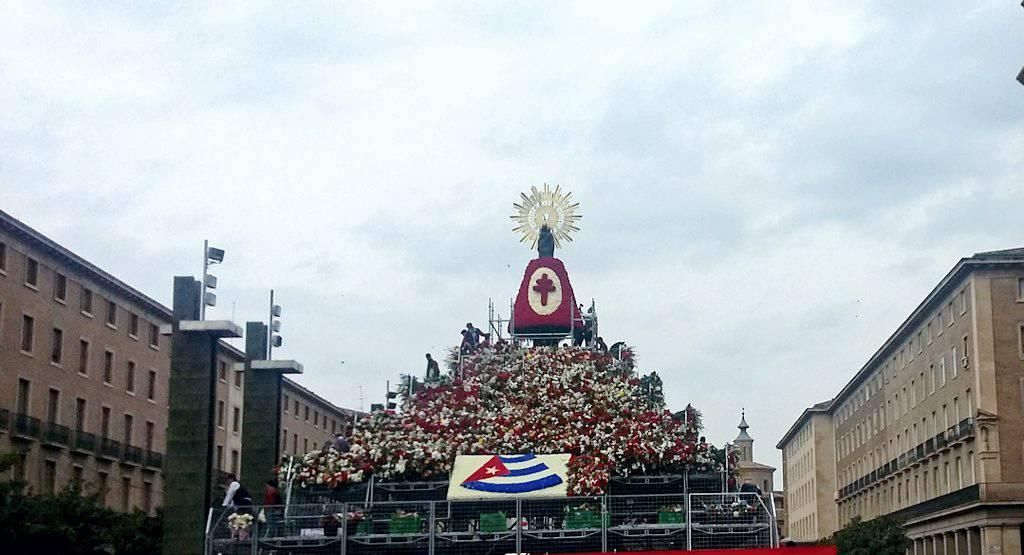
[658,511,685,524]
[354,520,372,535]
[389,514,422,535]
[480,512,508,533]
[565,510,607,529]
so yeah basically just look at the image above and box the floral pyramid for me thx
[285,345,718,496]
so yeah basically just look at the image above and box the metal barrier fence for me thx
[206,493,776,554]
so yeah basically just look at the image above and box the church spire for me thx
[735,409,753,442]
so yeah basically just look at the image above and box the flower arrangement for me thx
[228,513,253,530]
[281,346,722,496]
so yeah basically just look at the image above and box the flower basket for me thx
[479,512,507,533]
[658,511,685,524]
[389,514,422,535]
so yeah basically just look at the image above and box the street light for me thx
[268,289,283,358]
[201,240,225,319]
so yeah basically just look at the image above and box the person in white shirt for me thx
[221,473,254,511]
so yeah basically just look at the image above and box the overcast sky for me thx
[3,2,1023,481]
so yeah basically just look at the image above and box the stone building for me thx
[777,247,1024,553]
[0,210,359,512]
[733,411,777,494]
[776,400,837,541]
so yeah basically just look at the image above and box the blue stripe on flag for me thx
[462,474,563,494]
[506,463,548,477]
[499,454,536,464]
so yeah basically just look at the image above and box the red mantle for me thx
[511,257,578,336]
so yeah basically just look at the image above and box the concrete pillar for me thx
[239,322,273,492]
[161,276,242,555]
[969,526,981,555]
[982,526,1004,554]
[1002,525,1021,555]
[239,321,303,496]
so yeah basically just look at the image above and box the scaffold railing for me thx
[205,492,777,554]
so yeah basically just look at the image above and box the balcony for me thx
[144,450,164,469]
[924,438,935,455]
[12,413,42,439]
[958,418,975,440]
[915,445,925,460]
[934,432,948,450]
[122,445,144,465]
[99,437,122,460]
[72,430,97,453]
[42,422,70,446]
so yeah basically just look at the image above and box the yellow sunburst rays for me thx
[510,183,582,249]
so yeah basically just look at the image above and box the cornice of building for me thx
[776,400,832,450]
[0,208,174,322]
[828,249,1024,412]
[282,375,366,420]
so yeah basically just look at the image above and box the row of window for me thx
[790,513,817,541]
[14,377,157,449]
[217,360,243,388]
[282,393,348,435]
[14,313,159,400]
[216,400,242,434]
[215,444,241,476]
[15,456,156,513]
[840,451,975,524]
[2,242,162,348]
[839,391,971,487]
[836,287,969,427]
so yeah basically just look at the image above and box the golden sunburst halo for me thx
[510,183,582,250]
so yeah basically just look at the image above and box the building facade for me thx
[0,210,358,513]
[279,376,362,460]
[776,401,837,541]
[777,248,1024,553]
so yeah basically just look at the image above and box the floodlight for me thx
[204,291,217,307]
[271,320,281,332]
[206,247,225,263]
[271,305,282,317]
[204,274,218,289]
[272,335,283,348]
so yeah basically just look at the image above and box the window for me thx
[963,336,970,368]
[123,414,133,445]
[937,311,944,333]
[230,449,239,475]
[47,388,59,423]
[142,481,153,513]
[97,472,109,506]
[218,361,227,382]
[50,327,63,364]
[217,401,225,427]
[233,369,242,388]
[126,361,135,393]
[232,406,240,433]
[216,445,224,470]
[939,356,947,387]
[43,460,57,494]
[103,351,114,384]
[21,314,34,352]
[292,433,298,453]
[314,410,320,428]
[0,242,6,271]
[929,364,936,395]
[106,300,117,326]
[927,322,933,344]
[149,323,159,348]
[284,395,290,413]
[147,370,156,401]
[101,407,111,438]
[145,421,154,451]
[25,257,38,287]
[1018,278,1024,302]
[960,289,968,314]
[129,313,139,337]
[81,288,93,314]
[951,346,958,379]
[947,302,954,326]
[303,437,308,453]
[75,398,86,431]
[72,466,84,488]
[78,340,89,374]
[304,405,309,421]
[282,428,288,451]
[122,477,132,511]
[54,273,67,301]
[294,400,299,415]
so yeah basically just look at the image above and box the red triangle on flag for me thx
[462,456,510,484]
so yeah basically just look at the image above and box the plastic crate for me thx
[480,512,508,533]
[565,510,606,529]
[389,514,422,534]
[658,511,685,524]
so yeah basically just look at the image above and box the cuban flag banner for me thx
[446,454,571,499]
